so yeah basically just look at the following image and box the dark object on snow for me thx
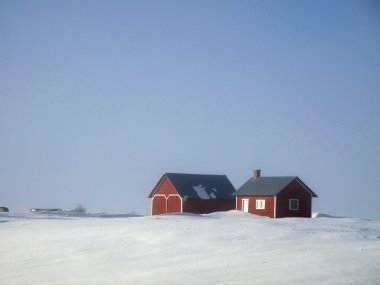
[0,207,9,212]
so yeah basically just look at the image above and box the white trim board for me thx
[274,196,277,218]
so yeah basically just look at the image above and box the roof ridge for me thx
[234,176,297,196]
[165,173,226,176]
[256,176,297,178]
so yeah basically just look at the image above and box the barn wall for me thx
[151,177,182,215]
[236,196,275,218]
[183,198,235,214]
[276,180,312,218]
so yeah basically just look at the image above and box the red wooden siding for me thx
[236,196,275,218]
[167,195,182,213]
[183,198,235,214]
[276,180,312,218]
[152,196,166,215]
[151,177,182,215]
[153,177,178,196]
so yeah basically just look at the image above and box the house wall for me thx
[151,177,182,215]
[276,180,312,218]
[236,196,275,218]
[183,198,235,214]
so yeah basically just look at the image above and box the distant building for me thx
[29,208,62,213]
[148,173,236,215]
[234,169,318,218]
[0,207,9,212]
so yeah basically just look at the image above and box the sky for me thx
[1,0,379,218]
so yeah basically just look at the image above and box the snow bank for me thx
[312,212,351,218]
[0,212,379,285]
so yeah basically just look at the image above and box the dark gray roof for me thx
[234,176,317,197]
[149,173,236,199]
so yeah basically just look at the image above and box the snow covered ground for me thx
[1,211,379,285]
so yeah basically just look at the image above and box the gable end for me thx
[148,174,180,198]
[294,177,318,197]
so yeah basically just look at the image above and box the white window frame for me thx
[289,199,299,210]
[256,199,265,210]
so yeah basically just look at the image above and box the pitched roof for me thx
[234,176,318,197]
[148,173,236,199]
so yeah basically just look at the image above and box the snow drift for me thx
[0,211,379,284]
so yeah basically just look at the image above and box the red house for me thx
[234,170,317,218]
[148,173,236,215]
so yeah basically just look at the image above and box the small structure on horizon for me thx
[234,169,318,218]
[29,208,62,213]
[148,173,236,215]
[0,207,9,212]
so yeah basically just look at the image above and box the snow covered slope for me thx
[0,211,379,285]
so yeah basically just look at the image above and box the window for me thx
[289,199,299,210]
[256,199,265,209]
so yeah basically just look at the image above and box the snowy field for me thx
[1,211,379,285]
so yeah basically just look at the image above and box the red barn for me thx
[235,170,318,218]
[148,173,236,215]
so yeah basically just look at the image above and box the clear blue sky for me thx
[1,0,379,218]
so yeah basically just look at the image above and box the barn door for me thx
[242,199,249,212]
[152,195,167,215]
[167,195,182,213]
